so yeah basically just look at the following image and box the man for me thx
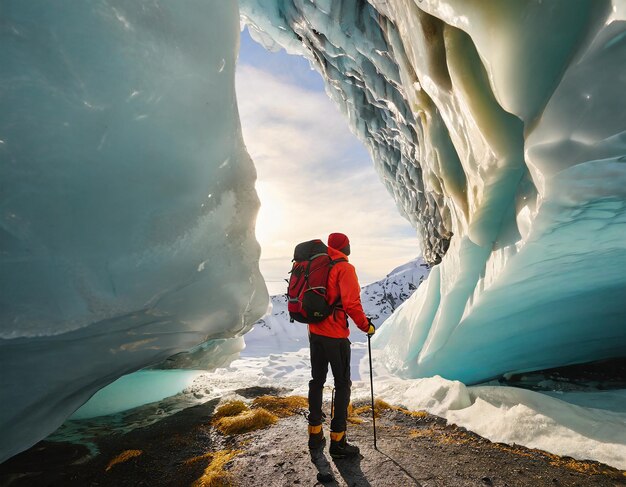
[307,232,376,458]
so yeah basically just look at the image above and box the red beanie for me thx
[328,233,350,252]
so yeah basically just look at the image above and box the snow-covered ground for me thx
[73,258,626,470]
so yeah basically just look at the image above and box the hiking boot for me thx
[308,424,325,449]
[329,431,360,459]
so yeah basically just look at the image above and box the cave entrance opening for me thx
[237,27,420,296]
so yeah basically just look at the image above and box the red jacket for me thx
[308,247,369,338]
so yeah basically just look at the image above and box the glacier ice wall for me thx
[0,0,268,461]
[240,0,626,382]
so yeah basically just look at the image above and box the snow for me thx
[357,372,626,471]
[239,0,626,384]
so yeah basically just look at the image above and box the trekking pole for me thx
[367,334,377,450]
[330,387,335,421]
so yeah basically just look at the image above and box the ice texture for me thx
[0,1,268,461]
[240,0,626,382]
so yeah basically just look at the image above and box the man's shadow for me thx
[332,455,372,487]
[309,447,371,487]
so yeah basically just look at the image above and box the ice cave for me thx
[1,0,625,469]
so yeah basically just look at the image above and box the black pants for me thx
[308,332,352,432]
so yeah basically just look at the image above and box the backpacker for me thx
[287,239,345,323]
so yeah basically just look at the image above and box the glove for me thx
[367,319,376,336]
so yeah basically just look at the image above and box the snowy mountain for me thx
[243,258,430,356]
[360,258,430,323]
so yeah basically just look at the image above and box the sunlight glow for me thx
[254,181,286,250]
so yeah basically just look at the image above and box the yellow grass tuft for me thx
[214,408,278,435]
[353,398,394,418]
[346,402,364,424]
[353,405,370,415]
[409,428,433,439]
[409,425,473,446]
[184,452,214,466]
[105,449,142,472]
[251,395,308,418]
[551,458,603,475]
[374,398,392,410]
[353,398,429,420]
[191,449,241,487]
[405,409,429,418]
[212,400,249,421]
[492,442,535,460]
[548,456,621,477]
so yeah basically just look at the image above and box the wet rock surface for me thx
[1,391,624,487]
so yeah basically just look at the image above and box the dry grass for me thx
[374,398,393,410]
[491,442,537,460]
[191,449,241,487]
[353,398,397,418]
[214,408,278,435]
[547,454,623,477]
[408,424,474,446]
[347,403,364,424]
[496,443,624,477]
[251,395,308,418]
[438,431,473,446]
[212,400,249,421]
[409,428,434,439]
[404,409,429,418]
[553,458,602,474]
[353,397,429,420]
[353,404,374,417]
[105,449,142,472]
[184,452,214,467]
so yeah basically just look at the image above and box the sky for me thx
[236,28,421,295]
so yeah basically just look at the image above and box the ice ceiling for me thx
[0,0,625,462]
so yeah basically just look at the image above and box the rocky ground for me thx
[232,409,625,487]
[1,387,624,487]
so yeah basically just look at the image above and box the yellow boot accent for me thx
[308,424,322,435]
[330,431,345,442]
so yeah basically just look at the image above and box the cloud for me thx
[236,64,421,293]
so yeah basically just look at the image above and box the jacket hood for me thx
[328,246,349,261]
